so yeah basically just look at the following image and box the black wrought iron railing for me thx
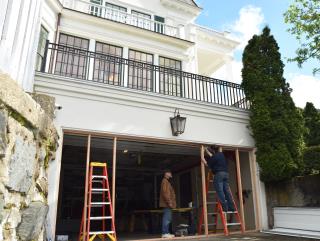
[39,41,249,109]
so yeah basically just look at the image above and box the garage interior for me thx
[55,134,257,241]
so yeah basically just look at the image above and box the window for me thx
[131,10,151,30]
[159,56,182,96]
[90,0,102,16]
[54,34,89,79]
[35,25,48,71]
[105,2,126,12]
[154,15,165,34]
[93,42,123,85]
[105,2,127,22]
[128,49,153,91]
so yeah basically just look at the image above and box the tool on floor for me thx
[197,171,244,236]
[79,162,116,241]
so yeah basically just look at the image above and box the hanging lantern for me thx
[170,108,186,136]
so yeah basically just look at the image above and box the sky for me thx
[194,0,320,108]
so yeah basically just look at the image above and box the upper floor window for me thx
[35,25,48,71]
[128,49,153,91]
[159,56,182,96]
[131,10,151,30]
[105,2,126,12]
[55,33,89,79]
[154,16,165,34]
[93,42,123,85]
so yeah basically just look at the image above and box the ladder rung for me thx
[207,201,217,204]
[92,175,107,179]
[227,222,241,226]
[92,180,103,183]
[208,191,216,194]
[91,202,111,206]
[90,216,112,220]
[89,231,114,235]
[91,188,109,192]
[202,223,216,226]
[225,211,238,214]
[207,212,217,215]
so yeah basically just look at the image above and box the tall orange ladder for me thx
[198,171,244,236]
[79,162,116,241]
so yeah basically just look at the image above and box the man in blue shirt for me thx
[201,145,235,212]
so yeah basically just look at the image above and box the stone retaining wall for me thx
[0,73,58,241]
[265,174,320,228]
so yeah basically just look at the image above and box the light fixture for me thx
[170,108,186,136]
[123,149,128,154]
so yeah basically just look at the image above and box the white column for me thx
[178,24,185,39]
[154,53,159,92]
[87,39,96,80]
[123,46,129,87]
[225,55,234,82]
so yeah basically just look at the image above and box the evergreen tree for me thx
[242,26,305,182]
[303,102,320,146]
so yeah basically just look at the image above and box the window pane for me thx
[159,56,182,96]
[93,41,123,85]
[55,34,89,79]
[128,49,153,91]
[35,25,49,71]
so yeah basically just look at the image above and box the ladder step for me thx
[91,202,111,206]
[202,223,216,226]
[92,180,103,183]
[90,216,112,220]
[207,212,218,215]
[91,188,109,192]
[206,201,217,204]
[225,211,238,214]
[92,175,107,179]
[227,222,241,226]
[89,231,114,235]
[208,191,216,194]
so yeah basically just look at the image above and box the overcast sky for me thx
[195,0,320,108]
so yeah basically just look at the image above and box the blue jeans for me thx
[213,171,235,212]
[162,208,172,234]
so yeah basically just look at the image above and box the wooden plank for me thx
[235,148,245,229]
[250,149,262,230]
[200,145,208,235]
[63,129,253,151]
[83,134,91,238]
[112,137,117,216]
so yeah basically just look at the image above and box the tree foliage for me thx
[242,26,305,182]
[284,0,320,74]
[303,145,320,174]
[303,102,320,146]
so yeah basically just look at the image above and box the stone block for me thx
[0,193,4,223]
[31,93,56,120]
[0,110,7,157]
[7,136,36,193]
[17,201,48,241]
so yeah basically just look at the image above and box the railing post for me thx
[122,47,129,87]
[87,39,96,81]
[41,40,49,72]
[154,54,159,93]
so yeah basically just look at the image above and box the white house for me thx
[0,0,268,240]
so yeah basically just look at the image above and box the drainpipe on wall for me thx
[54,13,61,44]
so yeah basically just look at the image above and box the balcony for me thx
[39,42,249,109]
[63,0,181,39]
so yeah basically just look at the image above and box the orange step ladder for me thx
[198,171,244,236]
[79,162,116,241]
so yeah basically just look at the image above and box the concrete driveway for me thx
[193,232,318,241]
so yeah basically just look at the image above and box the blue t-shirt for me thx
[205,152,228,174]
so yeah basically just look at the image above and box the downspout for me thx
[54,12,61,43]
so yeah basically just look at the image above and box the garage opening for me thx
[55,134,257,241]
